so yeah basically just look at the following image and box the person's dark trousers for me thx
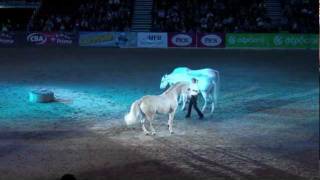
[186,95,204,118]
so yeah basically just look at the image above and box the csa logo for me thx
[27,33,47,45]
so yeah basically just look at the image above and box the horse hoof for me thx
[144,132,150,136]
[151,132,156,136]
[170,131,174,135]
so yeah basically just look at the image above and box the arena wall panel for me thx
[26,32,78,46]
[79,32,118,47]
[137,32,167,48]
[196,33,225,48]
[168,33,196,47]
[226,33,318,49]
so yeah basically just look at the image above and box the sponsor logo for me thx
[0,32,14,44]
[27,33,47,45]
[56,33,73,44]
[274,35,317,47]
[172,34,192,46]
[147,34,163,41]
[228,35,236,45]
[284,37,313,46]
[138,33,167,48]
[80,33,114,45]
[273,35,283,46]
[201,34,222,47]
[238,37,265,44]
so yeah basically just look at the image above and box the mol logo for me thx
[172,34,193,46]
[27,33,47,45]
[148,35,162,41]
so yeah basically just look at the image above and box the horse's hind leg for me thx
[211,101,215,113]
[149,121,156,136]
[141,117,150,135]
[168,110,176,134]
[201,91,208,112]
[146,113,156,135]
[210,83,216,113]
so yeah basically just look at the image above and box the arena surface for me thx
[0,48,318,180]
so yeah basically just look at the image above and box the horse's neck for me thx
[163,90,178,100]
[162,84,181,99]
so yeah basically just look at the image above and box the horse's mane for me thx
[162,82,187,95]
[163,82,179,95]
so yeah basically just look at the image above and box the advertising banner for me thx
[197,33,225,48]
[26,32,78,46]
[137,32,167,48]
[0,32,16,46]
[272,34,318,49]
[168,33,196,47]
[226,33,318,49]
[79,32,117,47]
[116,32,137,48]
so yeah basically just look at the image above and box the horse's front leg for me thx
[181,94,187,111]
[178,95,183,105]
[210,83,216,113]
[201,91,208,112]
[146,113,156,135]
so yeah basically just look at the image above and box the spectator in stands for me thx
[153,0,304,32]
[152,0,276,33]
[29,0,132,32]
[1,19,12,32]
[280,0,317,33]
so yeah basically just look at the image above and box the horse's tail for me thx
[213,71,220,106]
[124,99,143,125]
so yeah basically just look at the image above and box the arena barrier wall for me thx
[116,32,137,48]
[196,33,225,48]
[79,32,137,47]
[226,33,319,49]
[0,32,318,49]
[137,32,167,48]
[79,32,117,47]
[168,33,196,48]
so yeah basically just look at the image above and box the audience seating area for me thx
[0,0,317,33]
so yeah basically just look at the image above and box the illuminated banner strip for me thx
[26,32,78,46]
[226,33,318,49]
[137,32,168,48]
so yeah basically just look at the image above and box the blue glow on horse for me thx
[160,67,220,113]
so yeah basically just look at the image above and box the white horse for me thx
[160,67,220,113]
[125,82,190,135]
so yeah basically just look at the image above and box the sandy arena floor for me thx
[0,48,318,180]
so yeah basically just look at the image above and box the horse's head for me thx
[160,74,170,89]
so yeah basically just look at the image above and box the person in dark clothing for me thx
[185,78,204,119]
